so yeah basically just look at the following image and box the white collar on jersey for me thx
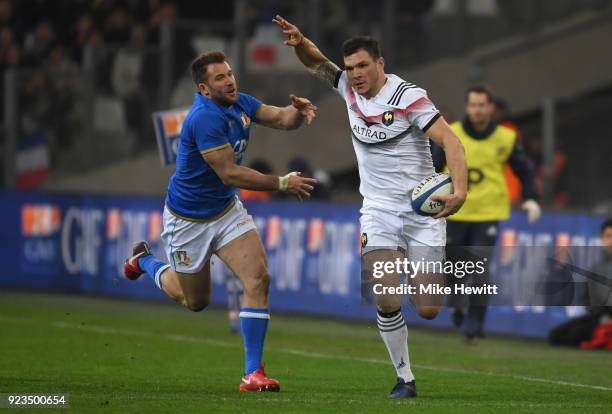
[354,74,424,115]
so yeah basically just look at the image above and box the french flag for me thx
[16,134,50,189]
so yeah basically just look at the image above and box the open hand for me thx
[272,15,303,47]
[280,171,317,201]
[290,94,317,124]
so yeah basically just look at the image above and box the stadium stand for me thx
[2,2,612,410]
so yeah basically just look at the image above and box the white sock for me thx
[377,309,414,382]
[154,264,170,290]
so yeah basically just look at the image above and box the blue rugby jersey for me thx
[165,92,261,220]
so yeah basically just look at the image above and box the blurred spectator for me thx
[548,219,612,348]
[149,0,178,27]
[0,25,14,58]
[320,2,349,63]
[493,98,524,206]
[103,6,131,43]
[72,13,103,64]
[111,24,148,92]
[0,0,16,120]
[239,159,273,202]
[523,135,569,208]
[46,44,80,151]
[396,0,435,63]
[146,0,177,42]
[0,41,20,121]
[23,20,55,65]
[91,6,134,93]
[75,13,95,45]
[0,0,11,22]
[20,71,55,142]
[3,42,20,67]
[47,43,80,101]
[47,44,79,80]
[111,24,152,147]
[0,0,19,35]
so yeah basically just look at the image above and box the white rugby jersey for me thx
[334,72,441,212]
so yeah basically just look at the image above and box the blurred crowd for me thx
[0,0,175,70]
[0,0,186,174]
[0,0,603,211]
[0,0,183,94]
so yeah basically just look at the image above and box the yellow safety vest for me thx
[446,122,517,222]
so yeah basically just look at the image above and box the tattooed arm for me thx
[273,15,342,88]
[309,54,342,88]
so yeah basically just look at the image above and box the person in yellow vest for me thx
[432,86,541,343]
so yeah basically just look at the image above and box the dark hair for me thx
[601,218,612,234]
[191,51,227,85]
[341,36,381,60]
[467,86,493,102]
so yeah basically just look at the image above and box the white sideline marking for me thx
[278,349,612,391]
[512,376,612,392]
[2,315,612,392]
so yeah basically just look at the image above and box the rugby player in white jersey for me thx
[273,16,468,399]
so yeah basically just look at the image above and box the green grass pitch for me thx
[1,291,611,413]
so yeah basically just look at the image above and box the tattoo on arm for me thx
[313,60,341,88]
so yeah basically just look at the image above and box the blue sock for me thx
[138,255,170,290]
[240,308,270,375]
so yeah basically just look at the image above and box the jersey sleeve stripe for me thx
[387,82,408,105]
[390,84,418,106]
[333,70,343,88]
[422,112,441,132]
[200,143,230,155]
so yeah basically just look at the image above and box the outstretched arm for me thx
[203,146,317,201]
[256,94,317,130]
[273,15,342,88]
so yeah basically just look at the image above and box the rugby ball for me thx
[410,173,453,216]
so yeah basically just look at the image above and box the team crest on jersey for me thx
[382,111,394,126]
[240,113,251,129]
[361,233,368,249]
[173,250,190,266]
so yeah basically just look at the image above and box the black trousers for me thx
[548,314,601,347]
[446,220,499,338]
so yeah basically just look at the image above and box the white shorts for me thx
[360,205,446,262]
[161,197,257,274]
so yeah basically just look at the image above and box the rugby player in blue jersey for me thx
[123,51,317,392]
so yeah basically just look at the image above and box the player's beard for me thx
[212,87,238,106]
[224,86,238,104]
